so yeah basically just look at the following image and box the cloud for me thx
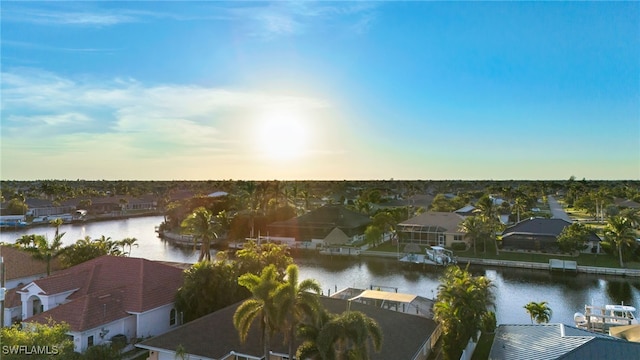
[1,68,331,164]
[4,8,136,26]
[226,1,382,38]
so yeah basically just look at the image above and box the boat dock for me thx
[549,259,577,273]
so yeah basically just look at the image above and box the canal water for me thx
[1,215,639,326]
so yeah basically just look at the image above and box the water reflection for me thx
[606,280,633,305]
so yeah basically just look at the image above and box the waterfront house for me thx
[489,324,640,359]
[396,212,466,248]
[266,204,371,247]
[501,218,601,252]
[137,296,440,360]
[18,255,183,352]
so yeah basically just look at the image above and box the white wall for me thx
[135,303,178,339]
[71,315,135,352]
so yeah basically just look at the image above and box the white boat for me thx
[574,304,638,333]
[399,246,456,266]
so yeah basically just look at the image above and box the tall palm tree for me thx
[604,215,637,267]
[119,237,138,257]
[316,311,383,360]
[273,264,322,360]
[181,207,218,262]
[233,265,281,360]
[474,195,500,254]
[459,216,484,255]
[512,197,528,223]
[15,233,64,276]
[523,301,552,324]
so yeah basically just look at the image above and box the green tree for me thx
[316,311,383,360]
[604,215,637,267]
[430,194,455,212]
[118,237,138,257]
[235,241,293,278]
[273,264,322,360]
[556,223,592,253]
[175,260,249,323]
[6,198,28,215]
[0,321,77,360]
[233,265,282,360]
[15,232,64,276]
[364,225,383,247]
[434,265,495,360]
[512,197,528,223]
[459,215,485,255]
[181,207,219,262]
[60,235,125,268]
[523,301,552,324]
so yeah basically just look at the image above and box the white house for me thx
[18,256,184,352]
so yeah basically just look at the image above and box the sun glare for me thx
[255,108,310,161]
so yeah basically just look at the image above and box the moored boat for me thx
[574,304,638,333]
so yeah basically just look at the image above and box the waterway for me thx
[1,216,639,326]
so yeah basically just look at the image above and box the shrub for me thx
[451,242,467,251]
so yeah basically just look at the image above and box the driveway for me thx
[547,195,572,222]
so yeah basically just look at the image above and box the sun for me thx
[255,107,310,161]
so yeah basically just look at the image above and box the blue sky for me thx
[1,1,638,180]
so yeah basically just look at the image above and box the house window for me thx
[88,335,94,347]
[170,309,177,326]
[438,235,445,247]
[454,235,463,241]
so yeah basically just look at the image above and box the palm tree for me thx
[512,197,528,223]
[296,308,333,360]
[15,233,64,276]
[434,265,494,360]
[523,301,552,324]
[119,237,138,257]
[474,195,500,254]
[604,215,637,267]
[233,265,281,360]
[181,207,218,262]
[316,311,383,360]
[459,216,484,255]
[273,264,322,360]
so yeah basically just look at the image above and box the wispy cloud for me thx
[2,40,120,53]
[227,1,382,38]
[4,8,136,26]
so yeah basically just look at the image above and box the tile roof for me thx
[489,324,640,360]
[24,256,184,331]
[0,245,62,281]
[139,296,438,360]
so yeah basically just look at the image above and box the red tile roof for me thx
[25,256,184,331]
[0,245,62,281]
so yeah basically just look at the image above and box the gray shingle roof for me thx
[138,296,438,360]
[489,324,640,360]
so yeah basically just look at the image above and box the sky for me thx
[1,1,638,181]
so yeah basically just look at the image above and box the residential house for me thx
[489,323,640,359]
[137,296,440,360]
[18,256,183,352]
[0,245,63,326]
[266,205,371,247]
[501,218,601,252]
[397,212,466,248]
[24,198,75,218]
